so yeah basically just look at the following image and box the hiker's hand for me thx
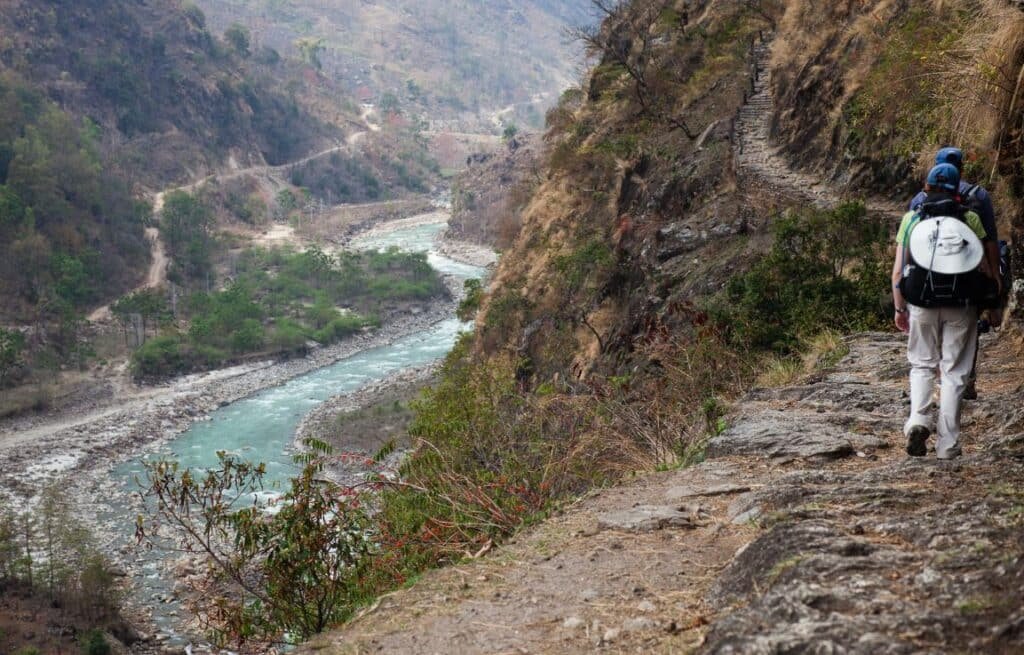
[988,307,1004,328]
[895,310,909,333]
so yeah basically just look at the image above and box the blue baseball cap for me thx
[927,163,960,192]
[935,147,964,170]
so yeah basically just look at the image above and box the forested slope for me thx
[0,0,346,187]
[193,0,595,131]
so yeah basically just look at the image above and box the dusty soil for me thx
[0,586,137,655]
[298,331,1024,655]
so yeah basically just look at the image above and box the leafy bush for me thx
[131,335,227,377]
[713,202,889,353]
[269,319,309,355]
[457,279,484,321]
[131,336,186,377]
[142,448,373,645]
[230,318,265,353]
[81,629,111,655]
[314,315,374,344]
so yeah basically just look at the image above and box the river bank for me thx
[0,209,492,652]
[0,210,496,511]
[0,294,458,510]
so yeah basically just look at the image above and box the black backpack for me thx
[962,185,1014,308]
[961,183,985,217]
[898,198,997,308]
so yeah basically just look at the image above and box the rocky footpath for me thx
[297,330,1024,654]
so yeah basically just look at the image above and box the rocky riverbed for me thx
[0,296,458,512]
[0,206,490,653]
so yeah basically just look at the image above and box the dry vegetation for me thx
[768,0,1024,317]
[772,1,1024,214]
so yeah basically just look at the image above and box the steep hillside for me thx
[765,0,1024,304]
[477,0,1024,381]
[0,0,348,188]
[0,0,448,387]
[288,0,1024,646]
[291,1,1024,652]
[449,134,544,249]
[0,75,149,325]
[192,0,594,132]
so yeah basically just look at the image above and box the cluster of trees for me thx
[0,76,149,318]
[111,289,173,348]
[0,487,120,649]
[288,153,384,205]
[0,74,149,379]
[131,245,448,378]
[161,190,214,287]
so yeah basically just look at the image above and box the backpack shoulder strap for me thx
[963,183,979,202]
[902,212,923,250]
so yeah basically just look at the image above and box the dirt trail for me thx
[90,119,383,325]
[298,38,1024,655]
[300,332,1024,654]
[88,227,167,322]
[736,37,898,215]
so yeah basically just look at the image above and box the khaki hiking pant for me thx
[906,305,978,458]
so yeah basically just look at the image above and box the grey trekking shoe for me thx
[937,445,962,460]
[906,425,929,457]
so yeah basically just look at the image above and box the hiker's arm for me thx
[891,246,909,333]
[984,240,1001,293]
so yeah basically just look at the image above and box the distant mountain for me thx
[0,0,350,189]
[0,0,407,327]
[192,0,595,132]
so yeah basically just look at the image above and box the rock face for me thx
[296,331,1024,655]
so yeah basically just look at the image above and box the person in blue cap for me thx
[893,163,995,459]
[909,147,1000,298]
[909,147,1002,400]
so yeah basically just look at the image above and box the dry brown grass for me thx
[755,329,850,388]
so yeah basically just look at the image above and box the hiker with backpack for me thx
[909,147,1001,301]
[909,147,1010,399]
[892,163,999,459]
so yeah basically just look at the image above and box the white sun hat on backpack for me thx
[906,162,984,276]
[908,216,984,275]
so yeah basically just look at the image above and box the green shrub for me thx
[713,202,889,353]
[270,319,309,355]
[192,344,227,369]
[81,629,111,655]
[457,279,484,321]
[230,318,265,354]
[131,335,186,377]
[314,315,372,344]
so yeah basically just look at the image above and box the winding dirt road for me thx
[88,226,168,322]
